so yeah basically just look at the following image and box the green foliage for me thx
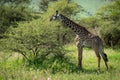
[39,0,58,12]
[99,22,120,46]
[78,17,99,35]
[0,0,33,34]
[0,17,66,64]
[95,0,120,46]
[0,6,32,34]
[97,0,120,21]
[47,0,81,16]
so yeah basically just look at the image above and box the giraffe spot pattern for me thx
[60,14,93,42]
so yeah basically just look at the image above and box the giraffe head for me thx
[50,10,60,21]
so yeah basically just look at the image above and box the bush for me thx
[0,6,32,34]
[0,0,81,67]
[0,14,66,65]
[99,22,120,46]
[95,0,120,47]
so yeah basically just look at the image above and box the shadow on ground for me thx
[26,55,110,74]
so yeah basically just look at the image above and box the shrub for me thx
[0,14,66,65]
[0,6,32,34]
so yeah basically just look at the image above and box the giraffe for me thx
[50,11,108,71]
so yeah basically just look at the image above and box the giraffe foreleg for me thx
[77,46,83,69]
[75,35,83,69]
[76,42,83,69]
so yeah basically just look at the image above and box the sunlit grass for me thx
[0,44,120,80]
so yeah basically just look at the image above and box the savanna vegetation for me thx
[0,0,120,80]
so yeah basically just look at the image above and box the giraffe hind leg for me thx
[93,47,101,71]
[99,47,108,70]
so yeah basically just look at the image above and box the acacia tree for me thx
[0,0,82,65]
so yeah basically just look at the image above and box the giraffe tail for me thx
[98,37,108,62]
[101,52,108,62]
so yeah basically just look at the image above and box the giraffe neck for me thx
[59,14,91,36]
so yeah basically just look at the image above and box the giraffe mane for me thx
[60,14,90,33]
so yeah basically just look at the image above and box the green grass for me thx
[0,44,120,80]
